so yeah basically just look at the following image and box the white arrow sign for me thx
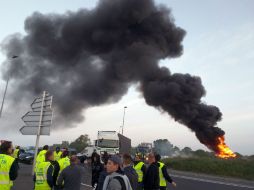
[22,110,52,126]
[31,95,52,111]
[20,126,50,135]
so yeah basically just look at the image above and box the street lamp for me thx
[0,55,18,118]
[121,106,127,135]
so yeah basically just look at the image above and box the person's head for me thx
[16,146,20,149]
[93,153,101,164]
[148,153,156,164]
[135,154,142,161]
[43,145,49,150]
[106,155,122,173]
[123,153,132,167]
[61,150,69,158]
[155,154,161,162]
[45,150,54,161]
[56,147,60,152]
[70,155,79,165]
[0,141,13,155]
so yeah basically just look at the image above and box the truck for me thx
[81,131,131,157]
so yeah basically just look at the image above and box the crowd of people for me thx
[0,140,177,190]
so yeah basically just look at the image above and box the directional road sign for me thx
[20,126,50,135]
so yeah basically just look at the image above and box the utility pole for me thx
[0,55,18,118]
[121,106,127,135]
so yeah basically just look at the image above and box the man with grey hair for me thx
[103,155,132,190]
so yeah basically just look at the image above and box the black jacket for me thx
[123,165,138,190]
[9,159,19,180]
[91,162,104,187]
[96,168,108,190]
[144,162,159,190]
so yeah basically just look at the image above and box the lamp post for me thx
[0,55,18,118]
[121,106,127,135]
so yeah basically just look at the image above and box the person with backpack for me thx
[122,153,138,190]
[102,155,132,190]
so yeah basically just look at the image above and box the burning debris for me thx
[1,0,235,157]
[216,136,236,159]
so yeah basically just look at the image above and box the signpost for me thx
[20,91,53,175]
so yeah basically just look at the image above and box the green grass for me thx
[163,157,254,180]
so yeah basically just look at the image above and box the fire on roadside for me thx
[215,136,236,159]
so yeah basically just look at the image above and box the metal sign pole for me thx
[0,76,9,118]
[31,91,46,175]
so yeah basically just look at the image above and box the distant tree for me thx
[154,139,174,156]
[181,147,193,155]
[193,149,210,157]
[61,141,70,148]
[69,134,90,152]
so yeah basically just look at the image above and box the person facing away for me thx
[102,155,132,190]
[0,141,19,190]
[133,154,147,190]
[91,153,104,188]
[96,160,109,190]
[53,150,70,189]
[143,153,160,190]
[122,153,138,190]
[12,146,20,159]
[155,154,176,190]
[34,150,54,190]
[54,147,62,161]
[57,155,84,190]
[36,145,49,166]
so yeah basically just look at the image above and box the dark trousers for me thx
[160,186,167,190]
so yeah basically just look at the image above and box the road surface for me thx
[13,163,254,190]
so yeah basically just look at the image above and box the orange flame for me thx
[216,136,236,159]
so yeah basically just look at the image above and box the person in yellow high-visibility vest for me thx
[53,147,62,161]
[155,154,176,190]
[54,150,70,189]
[0,141,19,190]
[133,153,147,190]
[34,150,54,190]
[12,146,20,159]
[36,145,49,166]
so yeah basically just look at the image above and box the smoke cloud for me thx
[1,0,224,153]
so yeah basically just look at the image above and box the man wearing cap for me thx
[102,155,132,190]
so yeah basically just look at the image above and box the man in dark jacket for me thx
[123,153,138,190]
[144,153,159,190]
[155,154,176,189]
[57,155,85,190]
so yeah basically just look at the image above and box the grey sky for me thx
[0,0,253,155]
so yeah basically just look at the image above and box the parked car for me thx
[19,150,34,164]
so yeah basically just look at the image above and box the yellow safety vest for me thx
[133,161,144,182]
[53,151,62,161]
[57,157,70,176]
[12,149,19,159]
[0,154,15,190]
[35,161,52,190]
[36,150,47,164]
[158,162,167,187]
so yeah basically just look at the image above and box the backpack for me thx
[113,176,127,190]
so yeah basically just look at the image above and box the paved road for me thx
[13,163,254,190]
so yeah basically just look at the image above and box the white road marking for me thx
[81,183,93,188]
[172,174,254,189]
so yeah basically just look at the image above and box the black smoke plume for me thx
[1,0,224,153]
